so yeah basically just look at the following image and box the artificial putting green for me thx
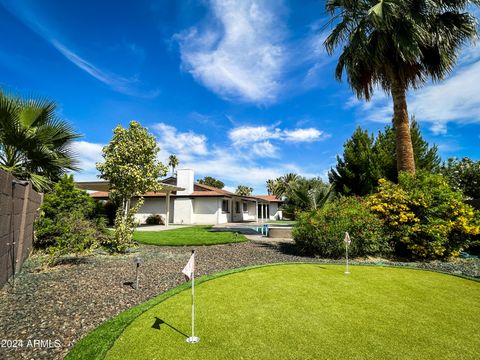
[133,225,247,246]
[69,264,480,360]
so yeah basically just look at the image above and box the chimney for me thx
[176,169,194,195]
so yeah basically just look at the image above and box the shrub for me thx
[293,197,391,258]
[145,214,164,225]
[368,171,480,259]
[34,174,112,263]
[47,211,107,265]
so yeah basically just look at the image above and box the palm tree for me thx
[0,92,79,191]
[168,154,179,176]
[266,179,278,195]
[324,0,478,174]
[273,173,300,197]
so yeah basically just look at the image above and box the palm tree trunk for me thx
[391,81,416,174]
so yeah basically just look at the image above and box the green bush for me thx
[145,214,164,225]
[293,197,391,258]
[34,175,112,262]
[47,211,108,265]
[368,171,480,259]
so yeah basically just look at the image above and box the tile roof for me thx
[89,183,282,203]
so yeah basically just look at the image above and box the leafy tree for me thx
[329,127,379,196]
[330,120,440,195]
[198,176,225,189]
[96,121,167,252]
[0,91,80,191]
[441,157,480,199]
[34,175,108,263]
[324,0,478,174]
[168,154,179,176]
[235,185,253,196]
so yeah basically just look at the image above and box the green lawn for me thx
[68,264,480,360]
[133,225,247,246]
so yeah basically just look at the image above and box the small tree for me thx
[96,121,167,252]
[235,185,253,196]
[441,157,480,200]
[198,176,225,189]
[168,154,179,176]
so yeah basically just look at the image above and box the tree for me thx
[168,154,179,176]
[0,91,80,191]
[374,118,440,182]
[441,157,480,199]
[34,175,108,264]
[329,127,379,196]
[330,120,440,196]
[271,173,300,198]
[324,0,478,174]
[266,179,278,195]
[197,176,225,189]
[96,121,167,252]
[235,185,253,196]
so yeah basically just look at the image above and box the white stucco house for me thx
[77,169,283,225]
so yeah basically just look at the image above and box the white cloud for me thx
[153,123,208,161]
[52,41,159,98]
[251,141,279,158]
[2,2,158,98]
[283,128,326,142]
[175,0,286,104]
[228,125,327,146]
[229,125,281,145]
[71,141,104,173]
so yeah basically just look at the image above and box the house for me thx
[79,169,283,225]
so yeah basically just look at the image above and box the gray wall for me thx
[0,169,43,288]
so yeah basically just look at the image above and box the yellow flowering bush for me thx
[368,171,480,259]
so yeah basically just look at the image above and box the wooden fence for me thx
[0,169,43,288]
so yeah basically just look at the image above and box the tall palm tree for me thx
[168,154,179,176]
[324,0,478,174]
[0,92,79,191]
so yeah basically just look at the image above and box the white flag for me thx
[344,232,351,245]
[182,253,195,280]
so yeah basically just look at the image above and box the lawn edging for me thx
[65,262,479,360]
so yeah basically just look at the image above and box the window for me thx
[222,199,229,212]
[235,201,240,213]
[243,202,248,212]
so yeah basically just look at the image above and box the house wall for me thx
[173,197,193,224]
[269,202,282,220]
[194,197,220,224]
[232,199,257,222]
[131,198,166,224]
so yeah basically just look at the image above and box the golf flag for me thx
[344,232,351,275]
[182,252,195,280]
[183,250,200,344]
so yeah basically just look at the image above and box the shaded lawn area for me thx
[133,225,248,246]
[68,264,480,360]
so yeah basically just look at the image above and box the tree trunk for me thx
[391,82,416,175]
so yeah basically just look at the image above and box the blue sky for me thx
[1,0,479,194]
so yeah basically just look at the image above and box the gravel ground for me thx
[0,240,478,360]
